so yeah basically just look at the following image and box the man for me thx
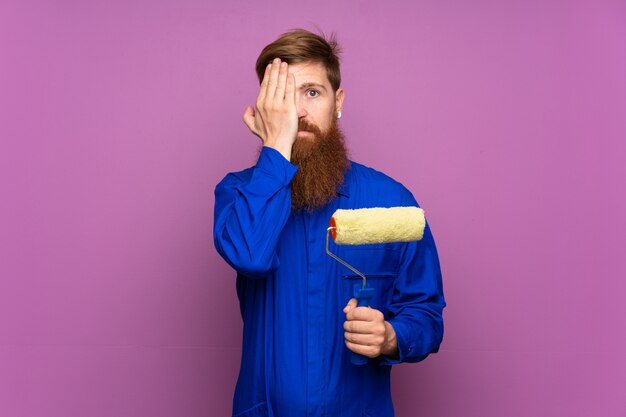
[214,29,445,417]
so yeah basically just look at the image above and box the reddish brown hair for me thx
[255,28,342,91]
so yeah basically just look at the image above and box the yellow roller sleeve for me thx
[329,206,425,245]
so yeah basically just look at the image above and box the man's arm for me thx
[383,218,446,364]
[213,59,299,277]
[343,195,445,363]
[243,58,298,161]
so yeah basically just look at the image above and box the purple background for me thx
[1,0,625,416]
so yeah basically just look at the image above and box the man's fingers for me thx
[344,331,385,347]
[284,72,295,105]
[344,340,380,358]
[273,62,288,105]
[346,306,382,322]
[265,58,281,104]
[343,319,372,334]
[257,63,272,105]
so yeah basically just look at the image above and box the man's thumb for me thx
[343,298,358,314]
[242,105,255,130]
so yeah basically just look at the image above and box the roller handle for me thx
[350,285,375,365]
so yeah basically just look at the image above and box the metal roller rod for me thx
[326,227,367,289]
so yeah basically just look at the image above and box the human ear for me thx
[335,87,345,115]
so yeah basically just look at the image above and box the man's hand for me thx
[243,57,298,161]
[343,298,399,359]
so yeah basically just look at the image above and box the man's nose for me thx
[295,97,307,118]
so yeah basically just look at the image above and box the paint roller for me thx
[325,206,426,365]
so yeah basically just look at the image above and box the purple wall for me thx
[1,1,625,416]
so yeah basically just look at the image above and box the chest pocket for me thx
[343,273,396,317]
[336,244,401,317]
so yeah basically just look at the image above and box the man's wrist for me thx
[264,137,293,161]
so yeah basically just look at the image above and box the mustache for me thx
[298,119,322,135]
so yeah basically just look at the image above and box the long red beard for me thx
[290,116,350,212]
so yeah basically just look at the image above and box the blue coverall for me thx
[214,147,445,417]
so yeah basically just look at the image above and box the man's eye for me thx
[306,90,319,97]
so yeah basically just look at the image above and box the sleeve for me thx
[378,193,446,365]
[213,146,298,278]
